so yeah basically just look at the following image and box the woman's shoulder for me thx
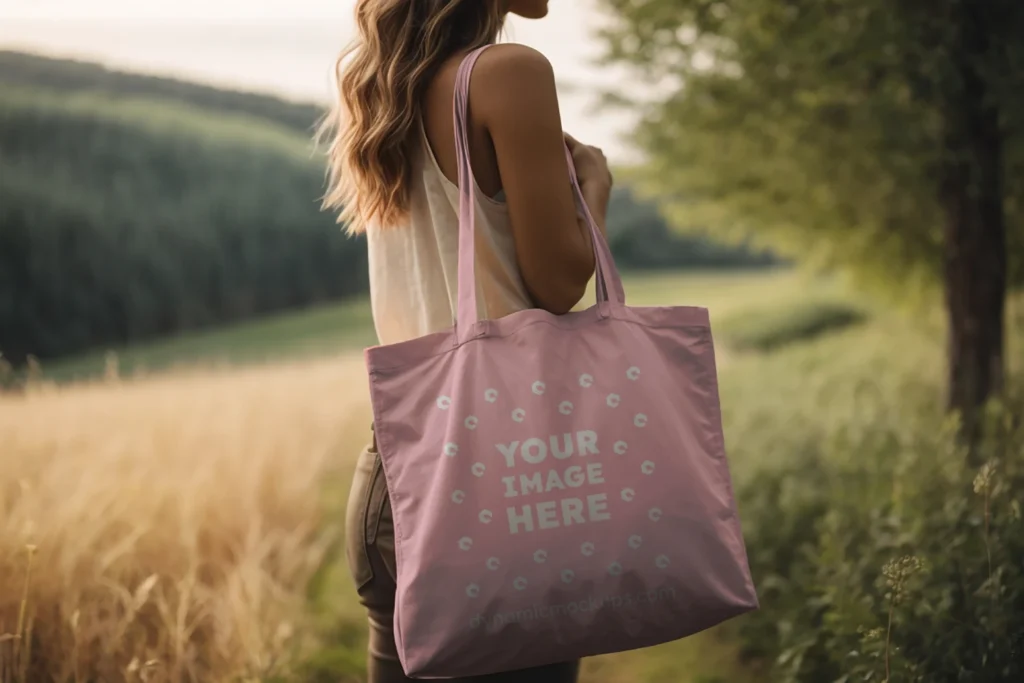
[474,42,554,83]
[470,43,558,120]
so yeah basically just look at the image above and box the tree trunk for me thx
[941,0,1007,457]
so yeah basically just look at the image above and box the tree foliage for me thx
[597,0,1024,291]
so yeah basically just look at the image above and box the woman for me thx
[321,1,614,680]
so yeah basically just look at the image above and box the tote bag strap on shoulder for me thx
[452,45,626,344]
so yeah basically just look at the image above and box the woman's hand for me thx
[564,133,612,235]
[564,133,613,193]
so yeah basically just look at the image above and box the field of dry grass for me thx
[2,271,866,683]
[1,350,758,683]
[1,355,373,682]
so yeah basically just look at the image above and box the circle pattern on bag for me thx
[448,365,674,608]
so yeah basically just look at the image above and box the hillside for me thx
[0,50,773,365]
[0,49,325,134]
[0,66,365,364]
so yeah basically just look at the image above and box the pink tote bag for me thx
[365,47,758,678]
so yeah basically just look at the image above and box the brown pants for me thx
[345,434,581,682]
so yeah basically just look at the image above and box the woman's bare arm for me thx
[474,45,610,315]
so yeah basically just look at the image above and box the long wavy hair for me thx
[319,0,505,234]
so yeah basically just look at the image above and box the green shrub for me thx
[605,187,778,270]
[738,386,1024,682]
[718,299,868,352]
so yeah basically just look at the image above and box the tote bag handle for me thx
[453,45,626,343]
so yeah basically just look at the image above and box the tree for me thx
[597,0,1024,446]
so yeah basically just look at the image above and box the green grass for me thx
[42,268,857,384]
[40,297,377,383]
[717,299,868,352]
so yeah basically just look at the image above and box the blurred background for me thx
[1,1,1022,682]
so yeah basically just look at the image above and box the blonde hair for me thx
[319,0,505,234]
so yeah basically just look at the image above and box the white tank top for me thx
[366,124,533,345]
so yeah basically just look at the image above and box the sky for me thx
[0,0,640,161]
